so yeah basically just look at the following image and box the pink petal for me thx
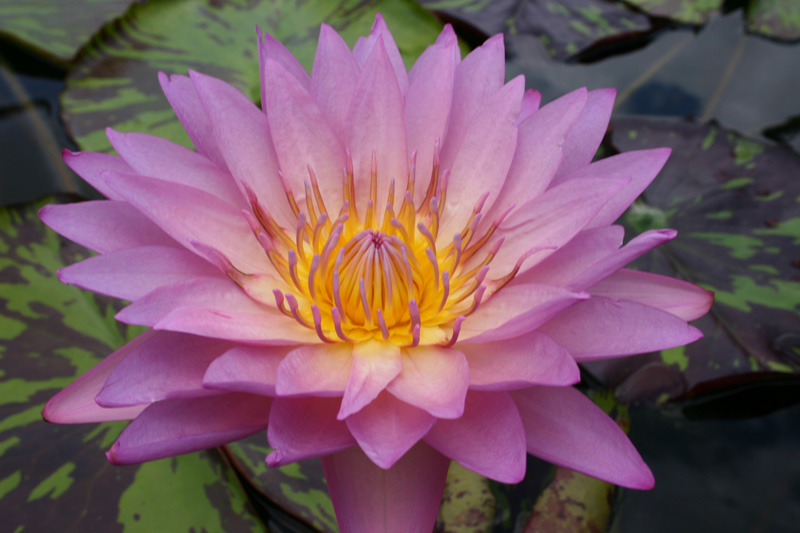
[459,331,580,390]
[258,28,310,97]
[107,393,271,465]
[62,150,131,200]
[311,24,360,141]
[347,38,408,214]
[106,129,244,207]
[203,345,292,396]
[538,297,703,361]
[189,70,295,226]
[266,396,354,466]
[262,56,344,209]
[96,332,231,407]
[512,386,654,489]
[104,171,269,273]
[553,88,616,178]
[338,341,402,419]
[275,343,352,397]
[58,245,221,301]
[322,443,449,533]
[158,72,227,168]
[439,76,524,240]
[42,331,156,424]
[516,88,542,124]
[385,346,468,418]
[460,283,588,344]
[408,24,457,84]
[425,391,526,483]
[39,201,175,254]
[346,391,435,469]
[352,14,408,95]
[590,269,714,321]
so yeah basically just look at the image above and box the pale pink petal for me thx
[62,150,131,200]
[553,88,616,178]
[258,28,310,97]
[516,88,542,124]
[407,24,457,84]
[96,332,232,407]
[425,391,526,483]
[347,38,408,213]
[58,245,221,301]
[311,24,360,142]
[460,283,588,344]
[107,393,271,465]
[106,129,245,207]
[352,14,408,95]
[338,341,402,419]
[538,297,703,361]
[346,391,435,469]
[515,225,624,287]
[158,72,227,168]
[566,229,677,291]
[512,386,654,489]
[386,346,468,418]
[590,269,714,321]
[262,56,344,209]
[189,70,295,226]
[104,172,269,273]
[275,343,352,396]
[39,201,176,254]
[42,331,156,423]
[322,443,449,533]
[438,76,524,240]
[459,331,580,390]
[266,397,354,466]
[203,345,292,396]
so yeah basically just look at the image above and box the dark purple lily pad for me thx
[584,117,800,404]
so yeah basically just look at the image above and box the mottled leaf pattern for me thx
[60,0,443,154]
[585,118,800,402]
[623,0,723,25]
[746,0,800,41]
[0,201,262,532]
[438,462,495,532]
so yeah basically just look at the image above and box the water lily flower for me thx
[40,14,712,532]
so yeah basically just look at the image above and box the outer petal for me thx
[62,150,131,200]
[266,397,354,466]
[96,332,231,407]
[459,331,580,390]
[516,88,542,124]
[352,14,408,95]
[203,345,292,396]
[512,386,654,489]
[425,391,526,483]
[58,245,221,301]
[553,88,616,179]
[346,391,435,469]
[322,443,450,533]
[42,331,156,423]
[311,23,360,141]
[275,343,352,396]
[258,28,310,95]
[386,346,468,419]
[39,201,175,254]
[338,340,402,419]
[107,393,271,465]
[538,297,703,361]
[590,269,714,321]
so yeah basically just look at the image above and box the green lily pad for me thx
[0,0,137,63]
[746,0,800,41]
[622,0,723,25]
[584,118,800,404]
[60,0,443,155]
[420,0,650,60]
[0,200,262,532]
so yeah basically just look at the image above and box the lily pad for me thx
[0,200,262,531]
[420,0,651,60]
[623,0,723,25]
[0,0,137,63]
[746,0,800,41]
[584,117,800,404]
[60,0,443,154]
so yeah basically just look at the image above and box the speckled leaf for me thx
[438,462,495,532]
[623,0,723,25]
[585,118,800,403]
[420,0,650,60]
[60,0,443,154]
[0,0,137,63]
[0,200,262,532]
[746,0,800,41]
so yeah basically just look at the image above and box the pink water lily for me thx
[41,14,712,532]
